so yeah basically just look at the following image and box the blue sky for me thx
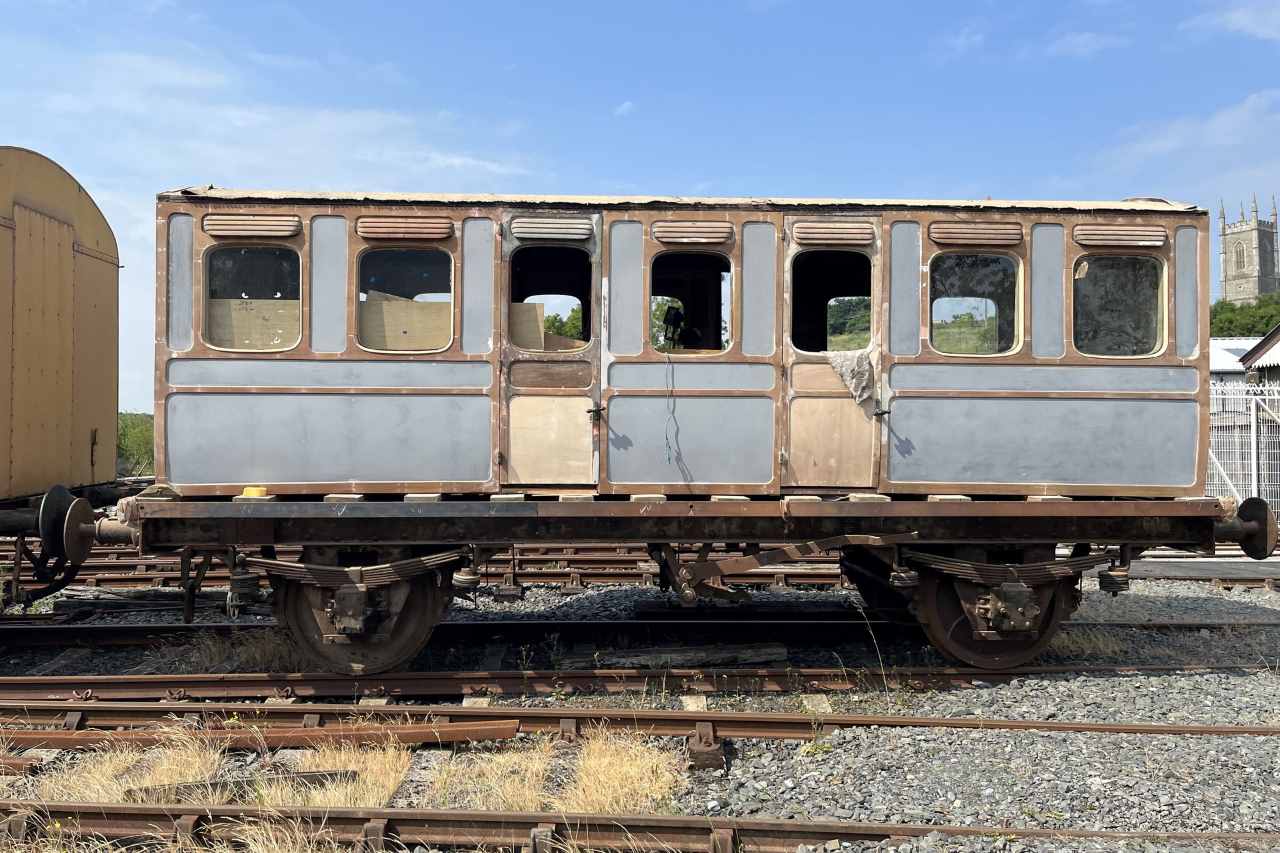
[3,0,1279,409]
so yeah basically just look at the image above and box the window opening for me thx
[650,252,731,354]
[1235,242,1247,273]
[205,246,301,350]
[929,254,1018,355]
[1073,255,1162,356]
[791,250,871,351]
[358,249,452,351]
[510,245,591,351]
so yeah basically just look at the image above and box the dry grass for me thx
[252,739,411,808]
[552,728,682,815]
[1048,625,1129,659]
[181,628,314,673]
[5,818,359,853]
[36,727,225,804]
[425,737,555,811]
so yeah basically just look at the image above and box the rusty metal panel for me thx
[791,221,875,246]
[510,217,593,241]
[202,214,302,237]
[1072,224,1168,247]
[355,216,452,240]
[928,221,1024,246]
[652,221,734,244]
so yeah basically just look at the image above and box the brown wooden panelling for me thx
[1072,224,1168,247]
[785,398,875,487]
[510,361,593,389]
[355,216,453,240]
[790,363,849,392]
[72,254,119,484]
[202,214,302,237]
[12,206,74,494]
[652,221,734,243]
[510,217,593,241]
[0,223,12,494]
[928,221,1024,245]
[792,221,875,246]
[507,395,594,484]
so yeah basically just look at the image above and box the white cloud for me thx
[1184,2,1280,41]
[1044,31,1129,58]
[613,100,635,117]
[0,35,533,409]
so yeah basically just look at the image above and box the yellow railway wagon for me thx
[0,147,118,500]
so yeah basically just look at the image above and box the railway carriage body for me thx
[76,188,1266,674]
[154,190,1209,499]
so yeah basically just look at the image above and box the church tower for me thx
[1220,195,1280,304]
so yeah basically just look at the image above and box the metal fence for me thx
[1208,384,1280,503]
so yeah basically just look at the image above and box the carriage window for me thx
[510,246,590,351]
[205,246,301,351]
[1073,255,1162,357]
[650,252,731,354]
[929,254,1018,355]
[358,249,452,351]
[791,250,871,352]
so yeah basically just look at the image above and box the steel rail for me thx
[0,664,1265,702]
[1,699,1276,740]
[3,801,1278,850]
[3,615,1277,650]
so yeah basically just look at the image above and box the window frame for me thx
[646,248,735,358]
[925,249,1023,359]
[353,244,456,356]
[788,247,873,355]
[506,242,594,355]
[200,242,304,354]
[1068,251,1167,360]
[1235,242,1247,274]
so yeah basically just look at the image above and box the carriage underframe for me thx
[80,495,1261,673]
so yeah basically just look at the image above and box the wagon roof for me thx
[160,186,1203,215]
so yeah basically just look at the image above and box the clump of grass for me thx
[425,737,555,811]
[182,628,314,673]
[36,727,225,804]
[552,728,683,815]
[252,739,410,808]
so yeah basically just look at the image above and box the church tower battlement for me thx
[1220,195,1280,305]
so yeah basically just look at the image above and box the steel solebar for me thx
[0,664,1266,702]
[1,700,1278,740]
[3,802,1278,850]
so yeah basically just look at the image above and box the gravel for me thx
[681,726,1280,832]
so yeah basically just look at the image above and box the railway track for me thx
[3,614,1277,650]
[3,800,1277,850]
[0,698,1277,740]
[0,663,1265,701]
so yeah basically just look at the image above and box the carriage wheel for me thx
[916,573,1074,670]
[275,575,450,675]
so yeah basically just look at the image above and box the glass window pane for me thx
[510,246,591,352]
[358,249,452,351]
[929,254,1017,355]
[1073,255,1162,356]
[205,246,301,350]
[650,252,731,354]
[790,250,871,351]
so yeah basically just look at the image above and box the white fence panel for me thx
[1208,384,1280,503]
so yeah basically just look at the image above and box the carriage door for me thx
[783,217,880,488]
[500,214,601,486]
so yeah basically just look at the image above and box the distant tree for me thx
[117,412,154,476]
[543,304,583,339]
[1210,293,1280,337]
